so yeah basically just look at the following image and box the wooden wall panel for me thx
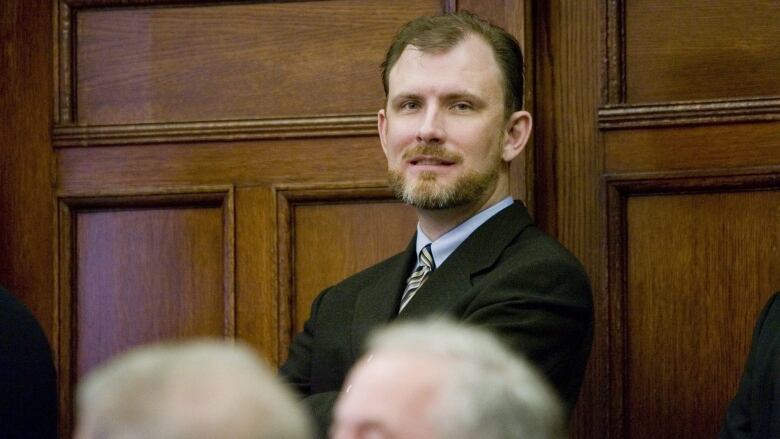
[623,189,780,438]
[0,0,54,336]
[605,121,780,174]
[72,0,440,125]
[57,190,234,434]
[624,1,780,103]
[531,1,605,437]
[56,136,388,193]
[598,0,780,437]
[73,205,227,375]
[290,199,417,333]
[235,186,280,363]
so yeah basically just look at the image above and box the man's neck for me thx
[416,192,509,241]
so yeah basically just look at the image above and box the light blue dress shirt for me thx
[414,196,514,270]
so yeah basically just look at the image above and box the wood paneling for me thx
[622,189,780,438]
[56,136,388,194]
[70,0,440,125]
[59,191,234,376]
[74,206,227,374]
[532,1,605,437]
[599,0,780,435]
[235,186,280,363]
[624,0,780,104]
[0,0,54,336]
[605,121,780,174]
[57,190,233,435]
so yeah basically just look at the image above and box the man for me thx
[281,11,593,435]
[720,291,780,438]
[331,319,567,439]
[75,340,312,439]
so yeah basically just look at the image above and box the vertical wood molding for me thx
[222,188,236,338]
[56,200,75,436]
[56,1,73,124]
[604,0,625,105]
[605,180,627,439]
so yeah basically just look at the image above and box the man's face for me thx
[330,351,447,439]
[378,35,529,210]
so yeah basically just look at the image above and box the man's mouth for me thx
[403,145,462,168]
[409,156,457,166]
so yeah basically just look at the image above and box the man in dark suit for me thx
[720,291,780,438]
[280,11,593,436]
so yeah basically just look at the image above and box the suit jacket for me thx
[280,202,593,435]
[721,291,780,438]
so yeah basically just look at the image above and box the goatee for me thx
[388,165,500,210]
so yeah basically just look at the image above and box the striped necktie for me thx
[399,244,435,312]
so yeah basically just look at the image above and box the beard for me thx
[387,145,502,210]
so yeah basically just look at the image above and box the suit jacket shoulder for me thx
[721,291,780,438]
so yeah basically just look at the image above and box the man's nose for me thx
[416,106,446,144]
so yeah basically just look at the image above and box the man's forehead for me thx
[386,35,503,94]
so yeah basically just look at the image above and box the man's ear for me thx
[377,108,389,158]
[501,110,532,162]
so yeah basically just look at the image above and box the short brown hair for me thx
[381,11,525,116]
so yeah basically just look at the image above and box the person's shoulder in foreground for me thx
[720,291,780,439]
[0,286,58,439]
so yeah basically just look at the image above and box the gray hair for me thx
[76,339,312,439]
[368,319,566,439]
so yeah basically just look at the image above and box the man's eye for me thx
[400,101,419,110]
[452,102,473,111]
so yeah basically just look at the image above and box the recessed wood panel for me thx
[625,1,780,103]
[292,200,417,332]
[624,190,780,438]
[74,0,441,125]
[74,205,226,377]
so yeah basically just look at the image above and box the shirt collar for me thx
[415,197,514,268]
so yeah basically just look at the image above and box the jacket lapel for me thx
[350,237,417,358]
[398,202,533,319]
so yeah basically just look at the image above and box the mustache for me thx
[401,145,463,163]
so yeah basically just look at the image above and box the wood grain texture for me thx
[71,199,229,377]
[71,0,441,124]
[56,136,389,194]
[235,186,280,364]
[605,121,780,174]
[624,0,780,103]
[531,1,605,437]
[57,190,233,437]
[624,190,780,438]
[0,0,55,338]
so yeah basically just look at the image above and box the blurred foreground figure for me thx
[331,319,566,439]
[0,286,58,439]
[75,340,313,439]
